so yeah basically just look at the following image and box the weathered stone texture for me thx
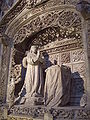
[0,0,90,119]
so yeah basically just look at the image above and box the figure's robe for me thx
[21,52,44,104]
[44,65,71,107]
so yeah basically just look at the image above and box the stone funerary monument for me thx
[0,0,90,120]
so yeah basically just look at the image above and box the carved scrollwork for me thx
[0,0,83,33]
[9,106,48,118]
[73,62,86,78]
[77,109,90,119]
[9,47,23,85]
[26,0,49,8]
[49,53,60,65]
[72,49,85,62]
[0,0,27,32]
[13,10,82,45]
[9,106,90,119]
[8,116,33,120]
[50,109,74,119]
[61,52,70,64]
[12,64,22,83]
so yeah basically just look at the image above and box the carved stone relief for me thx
[8,9,85,106]
[49,53,60,65]
[13,10,82,45]
[9,12,83,92]
[0,3,87,119]
[0,0,83,34]
[7,116,33,120]
[72,62,86,78]
[0,0,27,32]
[61,52,70,64]
[72,49,85,62]
[8,106,90,120]
[0,0,90,120]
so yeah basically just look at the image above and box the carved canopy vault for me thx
[0,0,90,119]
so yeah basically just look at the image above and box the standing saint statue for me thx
[19,45,45,105]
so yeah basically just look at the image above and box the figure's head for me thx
[30,45,38,54]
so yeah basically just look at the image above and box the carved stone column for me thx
[0,33,12,119]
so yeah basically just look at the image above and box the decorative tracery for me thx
[13,10,82,45]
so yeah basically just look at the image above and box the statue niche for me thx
[13,44,71,107]
[9,26,75,107]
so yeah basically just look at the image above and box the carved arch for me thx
[7,9,86,106]
[13,9,82,45]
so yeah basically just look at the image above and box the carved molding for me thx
[8,116,33,120]
[41,41,83,54]
[8,106,90,119]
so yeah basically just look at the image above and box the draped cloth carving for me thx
[44,65,71,107]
